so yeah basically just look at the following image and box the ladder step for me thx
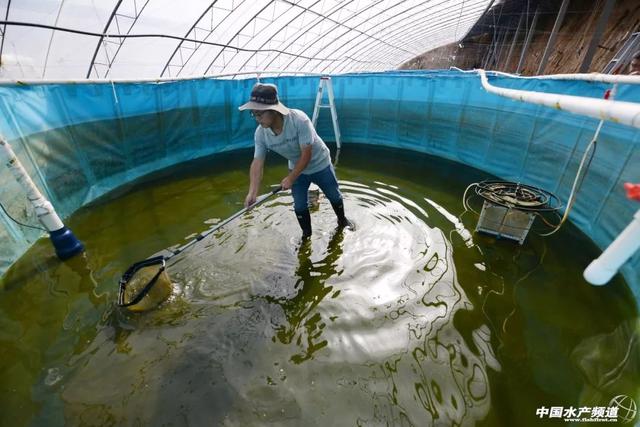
[318,105,331,108]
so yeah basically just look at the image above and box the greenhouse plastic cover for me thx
[0,70,639,299]
[0,0,492,79]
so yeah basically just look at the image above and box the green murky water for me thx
[1,145,638,427]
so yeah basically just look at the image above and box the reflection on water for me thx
[269,230,345,365]
[0,147,638,426]
[111,178,496,426]
[572,319,640,406]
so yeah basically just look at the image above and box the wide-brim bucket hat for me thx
[238,83,290,115]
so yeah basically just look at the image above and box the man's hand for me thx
[244,192,257,208]
[246,158,264,208]
[280,175,294,190]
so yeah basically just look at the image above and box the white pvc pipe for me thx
[0,138,64,231]
[478,69,640,129]
[475,68,640,286]
[451,67,640,85]
[583,210,640,285]
[506,73,640,85]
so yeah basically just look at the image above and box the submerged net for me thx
[118,256,172,312]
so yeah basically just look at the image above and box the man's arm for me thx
[281,145,312,190]
[245,157,265,207]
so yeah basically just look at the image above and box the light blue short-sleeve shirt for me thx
[253,109,332,174]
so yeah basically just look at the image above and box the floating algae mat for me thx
[0,145,638,426]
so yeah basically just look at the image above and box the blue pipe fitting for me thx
[49,226,84,260]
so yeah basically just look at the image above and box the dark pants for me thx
[291,164,342,212]
[291,164,348,237]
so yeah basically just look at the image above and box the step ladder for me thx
[312,76,342,165]
[602,32,640,74]
[308,76,343,209]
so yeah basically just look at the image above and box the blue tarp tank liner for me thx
[0,70,638,300]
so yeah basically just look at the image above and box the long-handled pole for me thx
[118,186,283,311]
[165,186,282,260]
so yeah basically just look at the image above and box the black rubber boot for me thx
[330,201,355,230]
[295,209,312,239]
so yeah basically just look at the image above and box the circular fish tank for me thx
[1,144,637,426]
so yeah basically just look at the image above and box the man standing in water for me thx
[239,82,353,239]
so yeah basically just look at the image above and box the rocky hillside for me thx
[400,0,640,75]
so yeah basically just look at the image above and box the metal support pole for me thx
[484,28,503,70]
[482,38,495,70]
[494,27,511,70]
[579,0,616,73]
[503,13,524,72]
[516,6,540,74]
[86,0,123,78]
[537,0,570,75]
[0,0,11,66]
